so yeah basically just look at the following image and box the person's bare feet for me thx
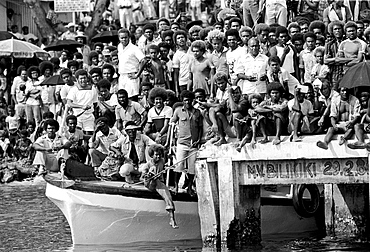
[339,136,346,145]
[272,138,281,145]
[236,145,242,152]
[292,136,302,142]
[214,138,227,146]
[259,138,269,144]
[170,218,179,229]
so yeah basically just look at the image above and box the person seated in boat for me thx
[89,117,122,171]
[115,89,148,132]
[287,85,315,142]
[255,82,288,145]
[317,87,361,150]
[109,121,155,183]
[348,91,370,149]
[236,93,264,151]
[61,115,86,162]
[144,87,173,145]
[169,90,202,196]
[141,144,178,229]
[33,119,70,176]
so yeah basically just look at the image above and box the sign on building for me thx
[55,0,90,13]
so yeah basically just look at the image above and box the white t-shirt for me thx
[66,85,98,115]
[216,89,229,103]
[60,84,75,101]
[25,80,42,106]
[288,99,314,116]
[173,49,192,87]
[6,115,19,130]
[226,46,244,83]
[148,105,173,132]
[11,76,27,104]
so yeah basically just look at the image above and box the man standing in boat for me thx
[169,90,203,196]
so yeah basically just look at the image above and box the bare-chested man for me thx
[317,87,360,150]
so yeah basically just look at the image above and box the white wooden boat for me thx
[45,172,319,245]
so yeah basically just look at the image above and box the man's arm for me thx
[173,68,180,95]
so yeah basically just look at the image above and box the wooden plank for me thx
[324,184,334,236]
[238,158,369,185]
[195,160,220,247]
[217,157,237,247]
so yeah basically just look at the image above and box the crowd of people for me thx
[2,1,370,210]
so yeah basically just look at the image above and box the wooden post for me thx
[195,160,220,248]
[324,184,334,236]
[325,183,368,239]
[217,157,237,247]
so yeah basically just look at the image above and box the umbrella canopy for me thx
[44,40,83,52]
[339,62,370,89]
[0,31,16,41]
[91,30,118,44]
[40,75,65,86]
[0,38,49,59]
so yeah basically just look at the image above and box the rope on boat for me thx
[127,146,203,186]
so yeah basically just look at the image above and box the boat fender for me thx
[292,184,320,218]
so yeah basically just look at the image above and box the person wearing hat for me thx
[76,32,91,65]
[60,23,77,40]
[89,117,122,171]
[110,121,155,183]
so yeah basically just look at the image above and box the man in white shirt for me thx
[117,28,145,100]
[235,38,268,96]
[173,30,192,96]
[67,69,98,134]
[225,29,244,85]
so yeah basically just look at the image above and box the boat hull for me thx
[46,182,319,245]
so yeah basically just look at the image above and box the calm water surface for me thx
[1,180,369,252]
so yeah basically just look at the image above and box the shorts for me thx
[174,144,197,175]
[77,113,95,132]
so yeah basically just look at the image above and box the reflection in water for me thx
[0,181,369,252]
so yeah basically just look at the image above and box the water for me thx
[0,180,369,252]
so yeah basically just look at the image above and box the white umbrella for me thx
[0,38,50,59]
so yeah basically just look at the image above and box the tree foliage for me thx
[24,0,108,41]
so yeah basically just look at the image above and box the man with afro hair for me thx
[144,87,172,145]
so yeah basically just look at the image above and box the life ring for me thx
[292,184,320,218]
